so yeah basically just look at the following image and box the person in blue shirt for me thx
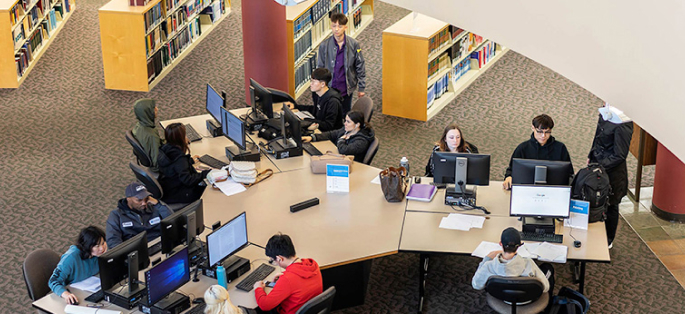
[48,226,108,305]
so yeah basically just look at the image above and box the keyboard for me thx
[235,263,276,292]
[185,303,206,314]
[198,154,229,169]
[520,232,563,244]
[185,124,202,142]
[85,290,104,303]
[302,142,323,156]
[148,242,162,256]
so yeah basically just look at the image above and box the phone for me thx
[265,281,276,288]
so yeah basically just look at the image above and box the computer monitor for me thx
[221,107,246,150]
[510,185,572,218]
[160,199,204,255]
[145,247,190,306]
[511,158,573,185]
[432,152,491,192]
[282,104,302,148]
[206,83,224,123]
[99,231,150,292]
[206,212,248,268]
[249,79,274,119]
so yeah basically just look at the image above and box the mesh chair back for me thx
[295,286,336,314]
[351,96,374,123]
[363,137,380,165]
[485,276,544,305]
[129,162,163,199]
[22,249,60,301]
[125,130,153,167]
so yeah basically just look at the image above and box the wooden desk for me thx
[406,178,511,216]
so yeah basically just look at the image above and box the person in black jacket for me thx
[157,123,211,204]
[425,123,479,177]
[588,113,633,248]
[503,114,573,189]
[303,110,374,163]
[288,68,343,132]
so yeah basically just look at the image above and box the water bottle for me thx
[216,265,228,289]
[400,157,410,176]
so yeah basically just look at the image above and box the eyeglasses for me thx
[268,258,276,265]
[535,129,552,135]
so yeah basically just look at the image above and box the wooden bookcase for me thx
[0,0,75,88]
[99,0,231,92]
[382,13,509,121]
[286,0,373,99]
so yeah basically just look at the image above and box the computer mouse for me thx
[193,297,205,304]
[574,240,582,248]
[70,300,79,306]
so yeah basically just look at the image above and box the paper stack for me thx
[439,213,486,231]
[528,242,568,263]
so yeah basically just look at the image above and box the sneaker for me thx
[608,242,613,249]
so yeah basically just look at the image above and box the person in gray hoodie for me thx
[472,227,554,301]
[132,99,163,172]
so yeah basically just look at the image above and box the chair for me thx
[23,249,60,301]
[351,96,374,123]
[485,276,548,314]
[362,137,379,165]
[129,162,188,211]
[295,286,336,314]
[125,130,153,168]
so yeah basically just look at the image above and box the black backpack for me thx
[570,163,612,223]
[548,287,590,314]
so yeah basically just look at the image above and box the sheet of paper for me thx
[447,213,486,229]
[214,178,247,197]
[521,242,541,259]
[532,242,568,263]
[68,276,100,293]
[65,304,121,314]
[370,175,381,185]
[472,241,502,258]
[516,245,534,258]
[439,217,471,231]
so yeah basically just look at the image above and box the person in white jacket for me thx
[472,227,554,301]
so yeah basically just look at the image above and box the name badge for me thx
[149,217,161,225]
[122,222,133,228]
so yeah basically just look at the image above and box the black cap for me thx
[501,227,522,250]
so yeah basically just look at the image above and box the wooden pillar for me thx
[651,143,685,221]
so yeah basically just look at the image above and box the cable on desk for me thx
[249,242,265,249]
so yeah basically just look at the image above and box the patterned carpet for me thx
[0,0,675,312]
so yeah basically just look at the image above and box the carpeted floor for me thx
[0,0,677,312]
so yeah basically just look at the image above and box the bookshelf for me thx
[99,0,231,92]
[382,13,509,121]
[286,0,373,99]
[0,0,75,88]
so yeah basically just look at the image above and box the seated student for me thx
[203,285,243,314]
[158,123,211,204]
[106,182,172,248]
[253,234,323,314]
[287,68,343,132]
[48,226,108,305]
[472,227,554,301]
[425,123,479,177]
[132,99,163,172]
[502,114,573,189]
[302,110,374,162]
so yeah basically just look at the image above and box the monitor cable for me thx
[456,181,491,215]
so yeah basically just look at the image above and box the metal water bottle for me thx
[216,265,228,289]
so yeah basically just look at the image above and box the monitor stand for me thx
[226,142,260,162]
[241,112,268,132]
[445,184,477,206]
[269,137,303,159]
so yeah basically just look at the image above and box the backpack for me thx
[548,287,590,314]
[570,163,612,223]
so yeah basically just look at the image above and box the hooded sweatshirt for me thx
[297,89,344,132]
[132,99,163,172]
[105,198,172,248]
[471,253,549,292]
[157,144,210,204]
[504,133,573,178]
[254,258,323,314]
[311,126,375,162]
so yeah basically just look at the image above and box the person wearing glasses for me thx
[253,233,322,314]
[502,114,573,189]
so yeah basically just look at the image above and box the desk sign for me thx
[564,199,589,230]
[326,164,349,193]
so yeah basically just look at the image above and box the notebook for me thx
[406,184,438,202]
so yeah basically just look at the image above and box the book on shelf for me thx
[295,52,317,91]
[294,29,312,64]
[311,0,330,24]
[352,7,361,29]
[470,41,496,69]
[342,0,348,14]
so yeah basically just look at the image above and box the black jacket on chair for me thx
[588,115,633,204]
[157,144,210,204]
[504,133,573,178]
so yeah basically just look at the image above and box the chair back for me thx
[351,96,374,123]
[485,276,544,305]
[129,162,163,199]
[125,130,153,167]
[295,286,336,314]
[23,249,60,301]
[362,137,380,165]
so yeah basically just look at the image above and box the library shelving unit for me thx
[0,0,75,88]
[382,13,509,121]
[287,0,373,99]
[99,0,231,92]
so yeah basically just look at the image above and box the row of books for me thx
[162,0,182,13]
[295,52,317,92]
[146,7,188,57]
[427,71,450,108]
[427,51,450,79]
[310,0,330,24]
[351,6,362,29]
[15,7,61,78]
[9,0,41,27]
[310,13,330,47]
[293,8,312,41]
[147,16,203,83]
[294,29,312,65]
[470,41,497,69]
[451,57,471,85]
[13,0,64,51]
[428,27,450,56]
[450,25,464,41]
[144,2,163,33]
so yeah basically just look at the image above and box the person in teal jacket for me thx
[48,226,108,305]
[132,99,163,172]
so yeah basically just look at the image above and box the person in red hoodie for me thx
[253,234,323,314]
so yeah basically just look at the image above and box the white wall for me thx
[382,0,685,163]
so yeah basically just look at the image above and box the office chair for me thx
[485,276,548,314]
[295,286,336,314]
[129,162,188,211]
[351,96,374,123]
[22,249,60,302]
[125,130,153,168]
[362,137,380,165]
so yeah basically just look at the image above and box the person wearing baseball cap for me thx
[106,182,172,248]
[471,227,554,300]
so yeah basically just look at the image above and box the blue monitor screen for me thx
[206,84,224,123]
[207,212,248,267]
[145,247,190,305]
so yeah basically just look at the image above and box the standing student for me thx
[425,123,479,177]
[588,110,633,248]
[317,12,367,115]
[288,68,343,132]
[303,110,375,162]
[132,99,163,172]
[48,226,108,305]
